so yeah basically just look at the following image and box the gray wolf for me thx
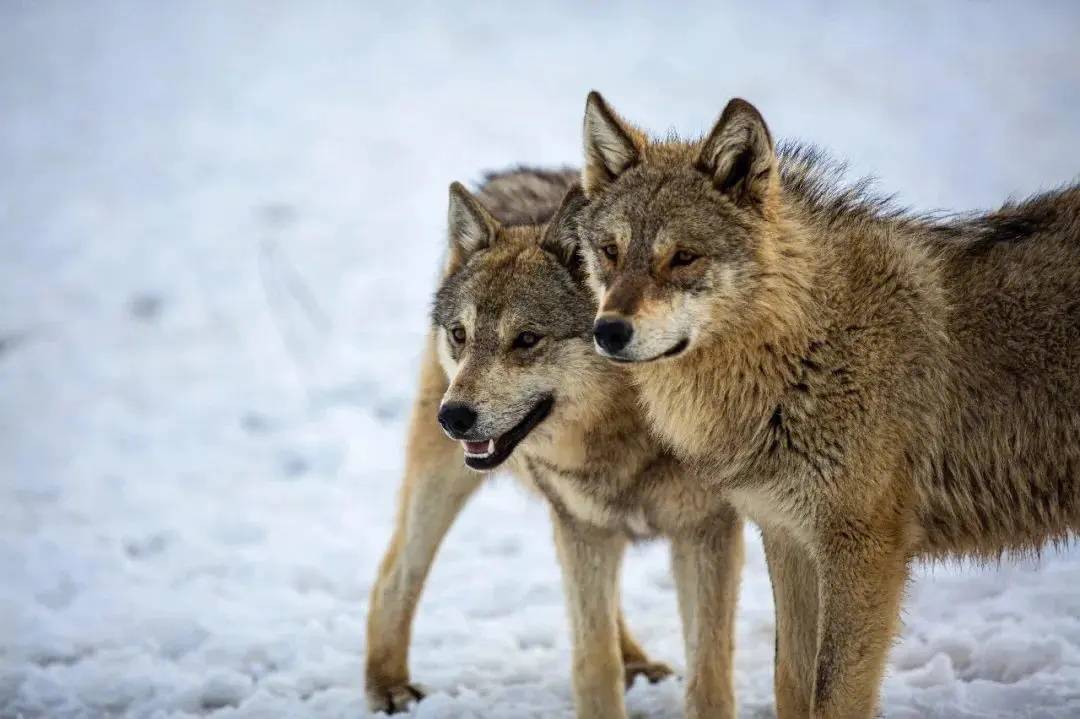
[576,91,1080,718]
[365,168,744,718]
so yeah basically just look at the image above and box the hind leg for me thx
[617,606,674,689]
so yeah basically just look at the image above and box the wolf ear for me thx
[582,91,641,198]
[696,98,777,211]
[541,185,588,279]
[447,181,498,269]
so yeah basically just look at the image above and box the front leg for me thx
[551,511,629,719]
[670,507,744,719]
[810,524,910,718]
[365,335,483,713]
[762,526,820,719]
[364,458,481,712]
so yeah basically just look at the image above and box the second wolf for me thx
[365,169,744,719]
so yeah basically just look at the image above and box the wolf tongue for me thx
[464,440,489,454]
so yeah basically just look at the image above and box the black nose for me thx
[593,317,634,354]
[438,403,477,437]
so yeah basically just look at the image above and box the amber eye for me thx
[513,331,543,349]
[671,249,700,268]
[601,243,619,261]
[450,326,466,344]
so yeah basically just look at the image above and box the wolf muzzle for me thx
[437,402,477,438]
[593,316,634,354]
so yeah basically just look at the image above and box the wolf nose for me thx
[593,317,633,354]
[438,403,477,436]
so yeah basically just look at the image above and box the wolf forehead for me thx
[579,167,752,247]
[431,242,594,334]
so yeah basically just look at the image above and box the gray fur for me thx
[576,92,1080,717]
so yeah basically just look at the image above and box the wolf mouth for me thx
[604,337,689,364]
[462,395,555,471]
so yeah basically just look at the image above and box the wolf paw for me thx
[624,659,674,689]
[366,681,425,714]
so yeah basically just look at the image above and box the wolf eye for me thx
[671,249,700,268]
[601,243,619,261]
[513,331,543,349]
[450,326,466,344]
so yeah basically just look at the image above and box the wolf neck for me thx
[526,363,653,475]
[634,209,827,477]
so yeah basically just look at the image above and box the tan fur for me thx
[364,334,680,715]
[577,92,1080,717]
[365,169,744,718]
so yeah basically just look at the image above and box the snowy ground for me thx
[3,2,1080,717]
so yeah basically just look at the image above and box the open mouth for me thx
[460,395,554,471]
[604,337,689,364]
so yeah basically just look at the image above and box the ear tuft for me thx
[582,92,641,198]
[541,185,588,279]
[696,98,777,211]
[447,181,498,269]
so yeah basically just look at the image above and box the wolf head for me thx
[576,91,794,363]
[432,181,612,471]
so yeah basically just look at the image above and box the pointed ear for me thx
[582,91,641,198]
[447,181,498,269]
[696,98,777,211]
[541,185,588,279]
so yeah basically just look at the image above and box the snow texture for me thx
[3,1,1080,717]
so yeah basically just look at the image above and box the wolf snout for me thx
[593,316,634,354]
[438,402,477,437]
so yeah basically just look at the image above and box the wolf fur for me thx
[576,91,1080,718]
[365,168,743,718]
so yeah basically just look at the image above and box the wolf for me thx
[364,168,744,718]
[574,91,1080,718]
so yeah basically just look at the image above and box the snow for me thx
[2,1,1079,717]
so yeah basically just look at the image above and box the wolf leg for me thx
[809,525,909,719]
[617,609,673,689]
[552,511,631,719]
[365,335,483,713]
[671,508,743,719]
[762,527,820,719]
